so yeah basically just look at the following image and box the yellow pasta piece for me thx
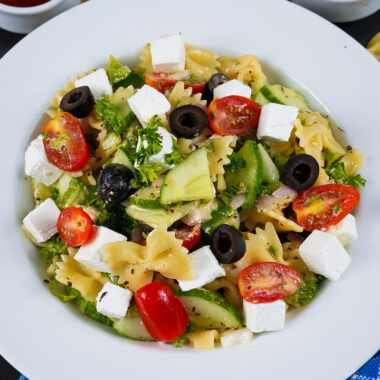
[135,44,153,73]
[314,166,330,186]
[185,44,220,80]
[219,54,267,95]
[55,255,106,301]
[145,225,193,280]
[295,111,346,166]
[204,277,242,311]
[205,135,237,182]
[187,330,220,350]
[224,222,287,283]
[340,148,366,177]
[367,32,380,61]
[283,241,317,280]
[167,81,206,110]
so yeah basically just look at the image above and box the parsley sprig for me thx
[95,97,126,135]
[326,161,366,190]
[165,137,186,166]
[225,153,247,172]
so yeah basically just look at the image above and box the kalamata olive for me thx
[211,224,246,264]
[60,86,95,118]
[283,154,319,191]
[169,105,208,138]
[98,164,134,203]
[203,73,230,104]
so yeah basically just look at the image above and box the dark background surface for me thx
[0,6,379,380]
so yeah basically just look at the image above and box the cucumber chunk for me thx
[31,178,52,204]
[176,289,242,329]
[59,178,87,209]
[95,132,122,158]
[112,146,135,173]
[113,71,145,92]
[129,177,163,209]
[259,84,308,110]
[258,143,280,183]
[109,86,135,133]
[126,202,196,228]
[160,148,215,205]
[202,201,235,235]
[225,140,263,210]
[113,306,154,341]
[253,91,269,106]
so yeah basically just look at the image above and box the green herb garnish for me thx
[326,161,366,190]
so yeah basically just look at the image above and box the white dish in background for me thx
[0,0,379,379]
[0,0,79,34]
[292,0,380,22]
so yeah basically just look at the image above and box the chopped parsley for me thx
[40,235,68,263]
[225,153,247,172]
[306,194,321,205]
[285,274,325,307]
[326,161,366,190]
[184,73,200,84]
[268,245,277,256]
[95,97,127,135]
[333,203,341,214]
[136,162,162,185]
[41,131,50,140]
[165,137,186,166]
[49,132,70,149]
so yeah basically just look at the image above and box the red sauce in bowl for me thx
[0,0,50,7]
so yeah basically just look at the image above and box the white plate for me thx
[0,1,379,379]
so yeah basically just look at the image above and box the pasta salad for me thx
[23,34,366,349]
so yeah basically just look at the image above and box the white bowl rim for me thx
[0,0,63,15]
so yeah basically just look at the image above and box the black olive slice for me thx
[169,105,208,138]
[211,224,246,264]
[60,86,95,119]
[98,164,134,203]
[283,154,319,191]
[203,73,230,104]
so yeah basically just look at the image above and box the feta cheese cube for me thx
[23,198,60,243]
[135,126,175,171]
[96,282,132,319]
[127,85,170,126]
[257,103,298,143]
[243,300,286,333]
[75,68,112,101]
[213,79,252,99]
[24,136,63,186]
[75,226,127,272]
[150,34,185,73]
[326,214,358,246]
[299,230,351,281]
[177,246,225,291]
[220,328,253,348]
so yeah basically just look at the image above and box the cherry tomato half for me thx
[175,225,201,250]
[238,262,301,304]
[135,282,188,342]
[145,72,206,94]
[56,207,93,247]
[292,184,360,232]
[207,95,261,136]
[43,112,89,171]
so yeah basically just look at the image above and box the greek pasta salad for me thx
[23,35,366,349]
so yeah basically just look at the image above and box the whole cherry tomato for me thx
[135,282,188,342]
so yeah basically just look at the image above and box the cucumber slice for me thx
[31,178,52,204]
[225,140,263,210]
[109,86,135,133]
[113,71,145,92]
[259,84,308,110]
[202,201,235,235]
[126,202,196,228]
[112,146,135,173]
[60,178,87,209]
[95,132,122,158]
[113,306,154,341]
[129,177,164,209]
[258,143,280,183]
[253,91,269,106]
[160,148,215,205]
[176,289,242,329]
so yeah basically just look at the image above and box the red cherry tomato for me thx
[238,262,301,304]
[207,95,261,135]
[145,72,206,94]
[175,225,201,250]
[292,184,360,232]
[135,282,188,342]
[43,112,89,171]
[56,207,93,247]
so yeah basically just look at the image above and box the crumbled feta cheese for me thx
[299,230,351,281]
[213,79,252,99]
[96,282,132,319]
[23,198,60,243]
[127,85,170,126]
[177,246,225,291]
[75,226,127,272]
[75,68,112,101]
[150,34,185,73]
[243,300,286,333]
[220,328,253,348]
[256,103,298,143]
[135,127,175,170]
[326,214,358,246]
[24,135,63,186]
